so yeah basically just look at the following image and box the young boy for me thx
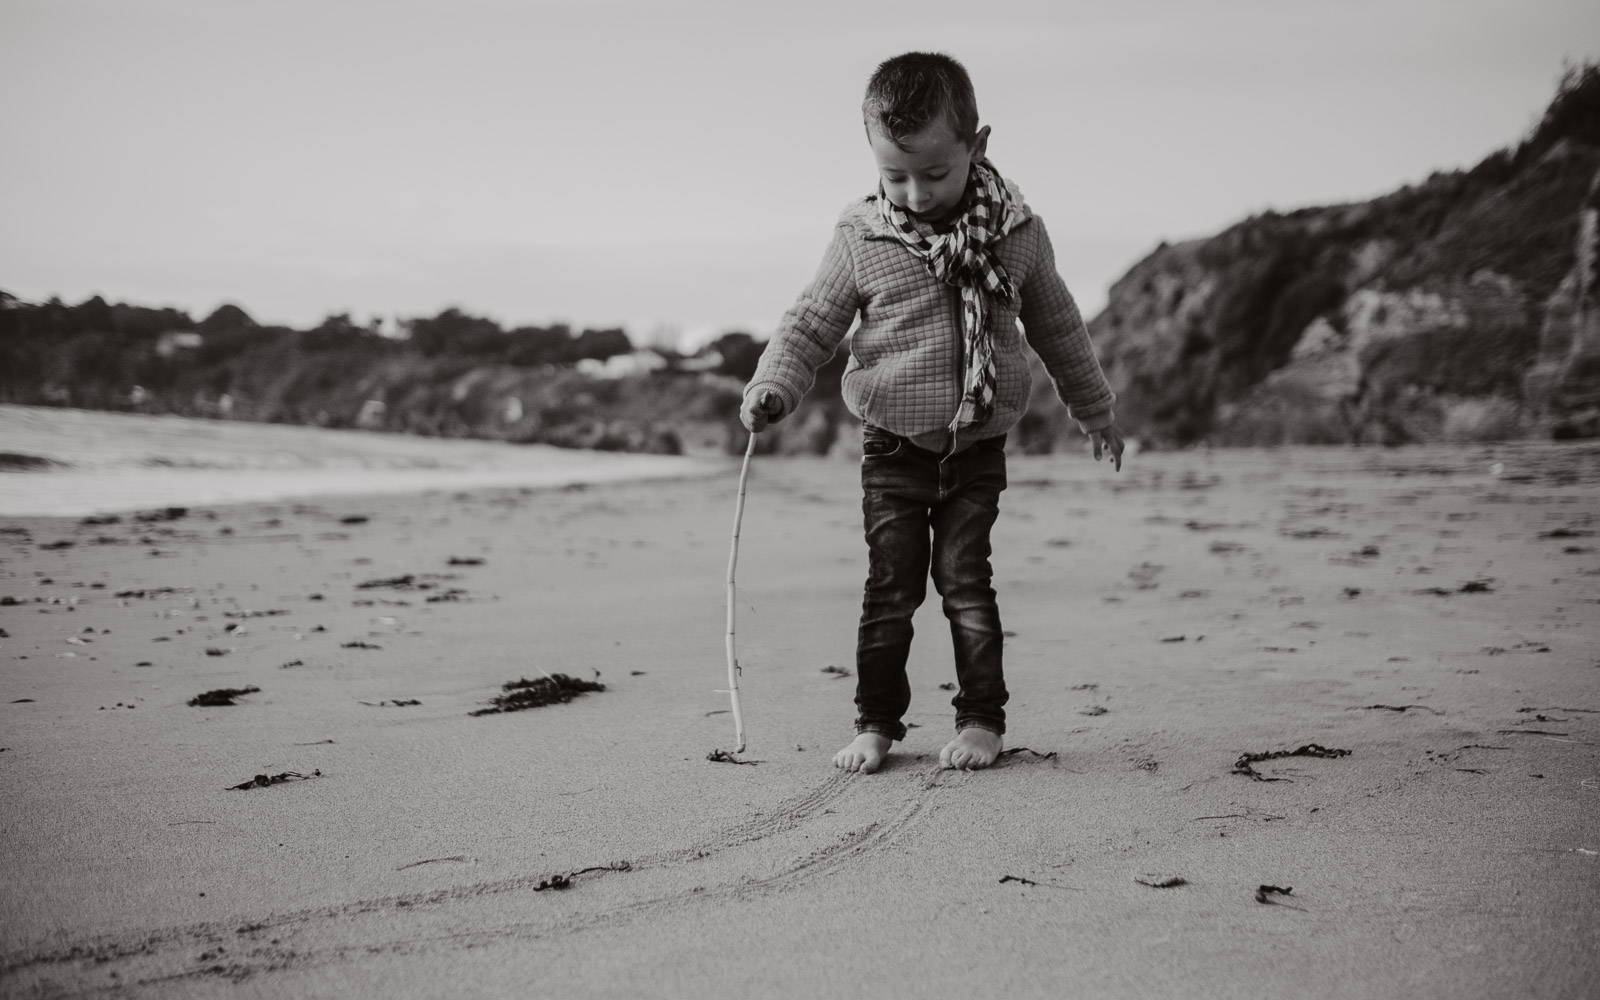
[742,52,1124,774]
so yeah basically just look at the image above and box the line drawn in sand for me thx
[1,769,945,993]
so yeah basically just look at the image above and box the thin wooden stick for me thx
[722,433,757,753]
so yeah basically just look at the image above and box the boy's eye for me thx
[927,172,948,181]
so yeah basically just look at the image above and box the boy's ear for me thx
[969,125,991,163]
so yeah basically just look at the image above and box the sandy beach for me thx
[2,439,1597,998]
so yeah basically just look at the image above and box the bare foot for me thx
[939,728,1003,770]
[834,733,892,773]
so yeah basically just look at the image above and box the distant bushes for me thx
[0,294,756,453]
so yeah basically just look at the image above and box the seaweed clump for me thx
[188,686,260,707]
[470,674,605,716]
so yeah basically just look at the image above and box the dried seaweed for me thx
[356,572,459,593]
[469,673,605,716]
[135,507,188,523]
[356,574,415,590]
[1279,526,1344,539]
[1355,704,1443,714]
[189,686,260,707]
[1135,874,1188,888]
[1233,743,1351,781]
[228,769,320,790]
[533,861,631,891]
[1255,884,1293,904]
[115,582,182,595]
[820,665,851,677]
[1000,747,1058,760]
[706,749,758,765]
[999,874,1079,890]
[1418,579,1496,596]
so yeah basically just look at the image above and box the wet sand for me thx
[2,442,1597,998]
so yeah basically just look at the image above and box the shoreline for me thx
[0,403,729,516]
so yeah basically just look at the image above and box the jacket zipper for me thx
[945,289,966,460]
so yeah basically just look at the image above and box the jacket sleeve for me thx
[1017,216,1117,433]
[743,222,863,420]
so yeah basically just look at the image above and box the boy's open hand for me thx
[1092,423,1125,472]
[741,391,783,433]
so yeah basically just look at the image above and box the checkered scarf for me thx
[876,158,1025,435]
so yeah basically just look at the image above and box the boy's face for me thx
[868,120,990,224]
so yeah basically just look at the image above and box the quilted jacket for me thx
[744,192,1116,449]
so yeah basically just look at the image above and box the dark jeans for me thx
[855,424,1008,741]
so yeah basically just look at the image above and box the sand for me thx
[1,441,1597,998]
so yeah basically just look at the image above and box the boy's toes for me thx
[836,734,890,774]
[941,729,1002,770]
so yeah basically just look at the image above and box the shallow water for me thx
[0,405,726,515]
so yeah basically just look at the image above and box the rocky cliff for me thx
[1092,64,1600,446]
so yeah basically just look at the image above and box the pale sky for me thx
[2,0,1596,347]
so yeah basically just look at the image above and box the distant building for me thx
[577,349,671,379]
[677,351,723,373]
[356,399,387,429]
[155,331,203,357]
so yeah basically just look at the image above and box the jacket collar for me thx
[844,180,1033,242]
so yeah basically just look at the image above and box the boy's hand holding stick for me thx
[741,390,783,433]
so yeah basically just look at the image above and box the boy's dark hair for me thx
[862,52,980,149]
